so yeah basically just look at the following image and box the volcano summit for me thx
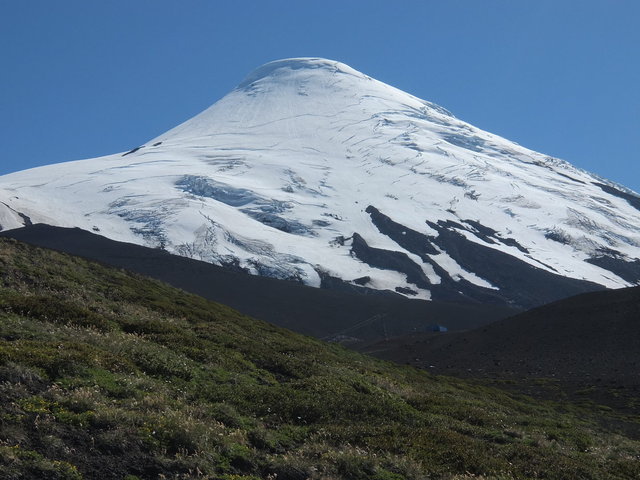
[1,58,639,308]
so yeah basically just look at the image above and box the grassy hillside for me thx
[0,237,638,479]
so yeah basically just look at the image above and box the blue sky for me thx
[2,1,639,191]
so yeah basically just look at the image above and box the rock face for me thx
[1,57,639,308]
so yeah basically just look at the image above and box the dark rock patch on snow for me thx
[587,251,640,284]
[557,172,586,184]
[364,205,593,308]
[0,202,33,228]
[122,146,144,156]
[426,220,605,308]
[365,206,439,258]
[350,233,431,289]
[461,219,529,253]
[594,182,640,212]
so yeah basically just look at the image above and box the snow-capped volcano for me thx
[2,57,640,308]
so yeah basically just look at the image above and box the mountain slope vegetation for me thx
[0,237,639,479]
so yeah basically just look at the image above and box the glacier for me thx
[1,57,639,308]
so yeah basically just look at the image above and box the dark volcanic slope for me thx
[0,224,517,341]
[362,286,640,396]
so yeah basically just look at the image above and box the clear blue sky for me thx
[2,1,639,191]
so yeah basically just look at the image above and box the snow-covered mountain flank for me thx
[2,57,640,308]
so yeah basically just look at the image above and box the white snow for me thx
[1,57,639,298]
